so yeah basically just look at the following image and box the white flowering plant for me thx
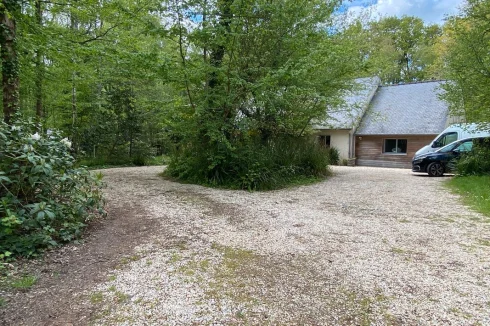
[0,115,105,258]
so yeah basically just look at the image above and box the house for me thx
[313,79,450,169]
[312,77,381,161]
[355,81,449,168]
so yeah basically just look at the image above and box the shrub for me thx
[325,147,340,165]
[0,116,105,258]
[455,142,490,176]
[77,141,158,168]
[167,135,331,190]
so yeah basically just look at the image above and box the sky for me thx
[341,0,467,25]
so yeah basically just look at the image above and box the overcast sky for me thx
[342,0,467,25]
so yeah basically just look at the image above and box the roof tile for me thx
[356,81,448,135]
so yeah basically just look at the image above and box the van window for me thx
[434,132,458,147]
[455,140,473,152]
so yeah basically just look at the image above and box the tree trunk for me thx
[70,10,78,148]
[35,0,44,121]
[72,73,77,138]
[207,0,232,115]
[0,1,20,124]
[208,0,231,90]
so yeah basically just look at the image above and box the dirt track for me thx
[1,166,489,325]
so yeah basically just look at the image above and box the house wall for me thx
[355,135,436,168]
[316,130,351,160]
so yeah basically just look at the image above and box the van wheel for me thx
[427,162,444,177]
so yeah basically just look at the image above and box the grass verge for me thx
[446,175,490,217]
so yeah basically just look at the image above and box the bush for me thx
[325,147,340,165]
[0,116,105,258]
[77,156,132,168]
[455,143,490,176]
[77,142,159,168]
[166,135,331,190]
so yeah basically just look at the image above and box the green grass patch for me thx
[145,155,169,166]
[114,291,129,303]
[478,239,490,246]
[391,247,405,254]
[446,175,490,218]
[90,291,104,304]
[11,274,37,290]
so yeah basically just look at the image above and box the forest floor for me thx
[1,166,490,325]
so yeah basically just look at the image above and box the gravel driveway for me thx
[89,166,490,325]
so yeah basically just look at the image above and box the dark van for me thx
[412,136,490,177]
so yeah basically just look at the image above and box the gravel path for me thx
[89,166,490,325]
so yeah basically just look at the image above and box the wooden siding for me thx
[355,135,436,168]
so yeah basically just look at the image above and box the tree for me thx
[12,0,172,163]
[0,0,21,123]
[356,16,441,84]
[442,0,490,123]
[166,0,359,188]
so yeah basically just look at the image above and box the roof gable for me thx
[313,77,380,130]
[356,81,449,135]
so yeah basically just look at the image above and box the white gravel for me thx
[89,166,490,325]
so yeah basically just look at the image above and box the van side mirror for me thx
[432,141,440,148]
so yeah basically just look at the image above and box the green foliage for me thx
[326,147,340,165]
[442,0,490,122]
[11,0,172,165]
[347,16,442,84]
[447,175,490,218]
[77,157,135,169]
[76,85,159,165]
[455,144,490,176]
[0,116,104,257]
[78,155,167,169]
[166,0,357,189]
[167,136,331,190]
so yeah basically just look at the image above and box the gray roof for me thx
[313,77,380,130]
[356,81,449,135]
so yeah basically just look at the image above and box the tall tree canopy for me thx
[442,0,490,123]
[346,16,442,84]
[1,0,172,161]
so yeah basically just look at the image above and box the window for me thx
[454,139,473,152]
[319,135,331,148]
[383,139,407,154]
[434,132,458,148]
